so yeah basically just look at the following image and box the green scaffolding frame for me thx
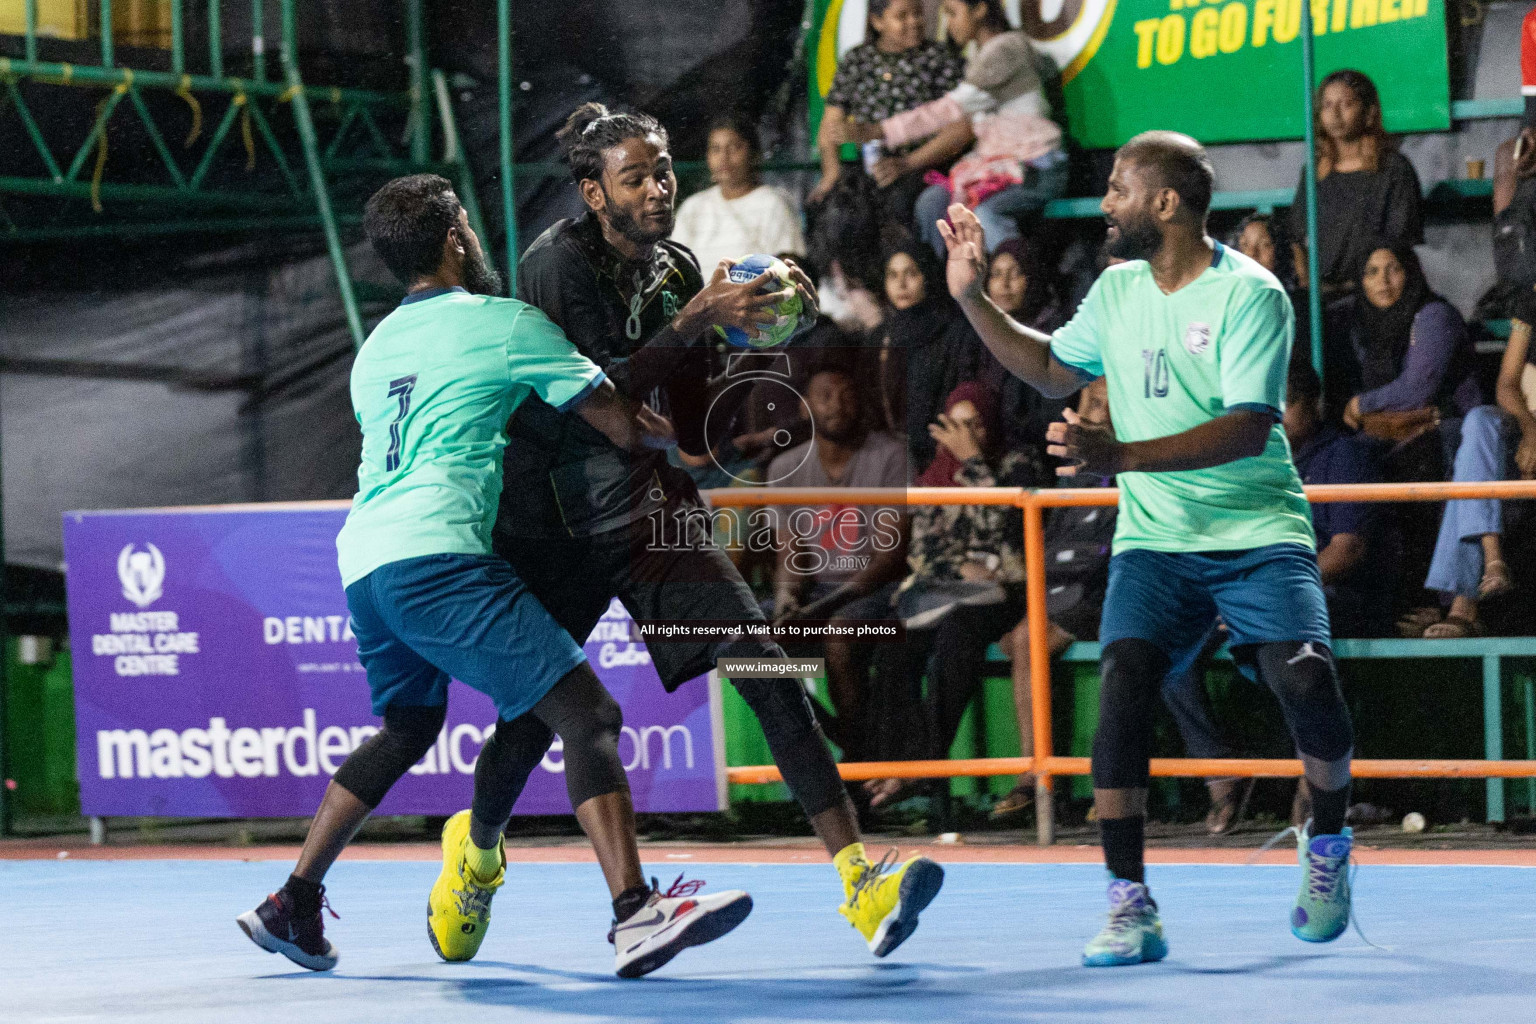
[0,0,485,342]
[0,0,489,834]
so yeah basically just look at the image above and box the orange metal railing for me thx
[705,481,1536,843]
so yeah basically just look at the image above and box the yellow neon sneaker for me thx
[837,849,945,957]
[427,810,505,962]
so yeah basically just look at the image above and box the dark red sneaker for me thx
[237,888,339,971]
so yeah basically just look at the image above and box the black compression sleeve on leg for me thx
[471,713,554,830]
[1099,816,1147,884]
[726,642,847,819]
[1255,642,1354,763]
[1308,782,1351,836]
[1091,640,1169,791]
[529,663,629,809]
[331,704,446,809]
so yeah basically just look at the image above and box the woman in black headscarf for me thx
[978,237,1070,457]
[1337,243,1479,442]
[867,240,986,470]
[1330,243,1482,623]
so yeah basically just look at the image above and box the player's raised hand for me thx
[1047,407,1125,478]
[937,203,988,302]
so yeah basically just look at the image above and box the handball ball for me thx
[715,254,804,349]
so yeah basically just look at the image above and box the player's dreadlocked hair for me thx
[556,102,669,185]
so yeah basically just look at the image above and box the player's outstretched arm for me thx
[1048,408,1274,478]
[573,378,677,452]
[938,204,1084,400]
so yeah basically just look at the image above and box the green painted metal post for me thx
[0,359,9,836]
[434,68,487,246]
[1484,654,1504,823]
[100,0,114,68]
[24,0,37,63]
[1298,0,1323,375]
[252,0,266,82]
[64,88,129,182]
[209,0,223,77]
[280,0,363,348]
[497,0,516,289]
[3,80,63,181]
[1523,676,1535,814]
[406,0,430,166]
[171,0,184,74]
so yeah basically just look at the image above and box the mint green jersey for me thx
[336,289,605,586]
[1049,243,1313,555]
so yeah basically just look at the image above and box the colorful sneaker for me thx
[1082,879,1168,967]
[838,850,946,957]
[237,887,339,971]
[610,875,753,978]
[427,809,505,962]
[1291,825,1352,943]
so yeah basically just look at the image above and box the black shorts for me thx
[493,499,767,691]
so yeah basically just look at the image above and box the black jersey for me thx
[496,213,709,539]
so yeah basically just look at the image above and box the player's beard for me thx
[603,189,674,248]
[1105,207,1163,262]
[461,241,504,297]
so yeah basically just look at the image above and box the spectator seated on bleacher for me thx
[671,114,805,277]
[1288,70,1423,297]
[1285,362,1393,638]
[1408,318,1536,638]
[835,0,1067,258]
[764,361,909,760]
[1481,109,1536,325]
[1233,213,1311,360]
[858,381,1036,806]
[813,0,967,226]
[979,238,1072,459]
[867,241,987,469]
[1334,243,1480,481]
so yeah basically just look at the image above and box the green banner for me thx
[808,0,1451,150]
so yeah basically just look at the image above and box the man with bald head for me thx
[940,131,1355,965]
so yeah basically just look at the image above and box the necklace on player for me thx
[627,271,645,340]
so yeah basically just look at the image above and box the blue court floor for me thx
[3,859,1533,1023]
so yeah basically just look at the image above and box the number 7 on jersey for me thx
[385,374,418,471]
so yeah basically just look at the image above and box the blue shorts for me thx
[1100,544,1332,666]
[345,553,587,721]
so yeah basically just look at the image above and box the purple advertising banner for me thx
[62,502,726,818]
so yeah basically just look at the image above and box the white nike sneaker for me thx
[609,875,753,978]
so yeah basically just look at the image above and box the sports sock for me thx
[1308,781,1351,837]
[464,836,502,882]
[612,883,652,924]
[1099,816,1146,884]
[833,841,870,897]
[283,874,322,918]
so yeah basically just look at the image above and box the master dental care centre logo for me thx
[89,543,200,676]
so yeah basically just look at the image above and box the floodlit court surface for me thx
[3,842,1534,1024]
